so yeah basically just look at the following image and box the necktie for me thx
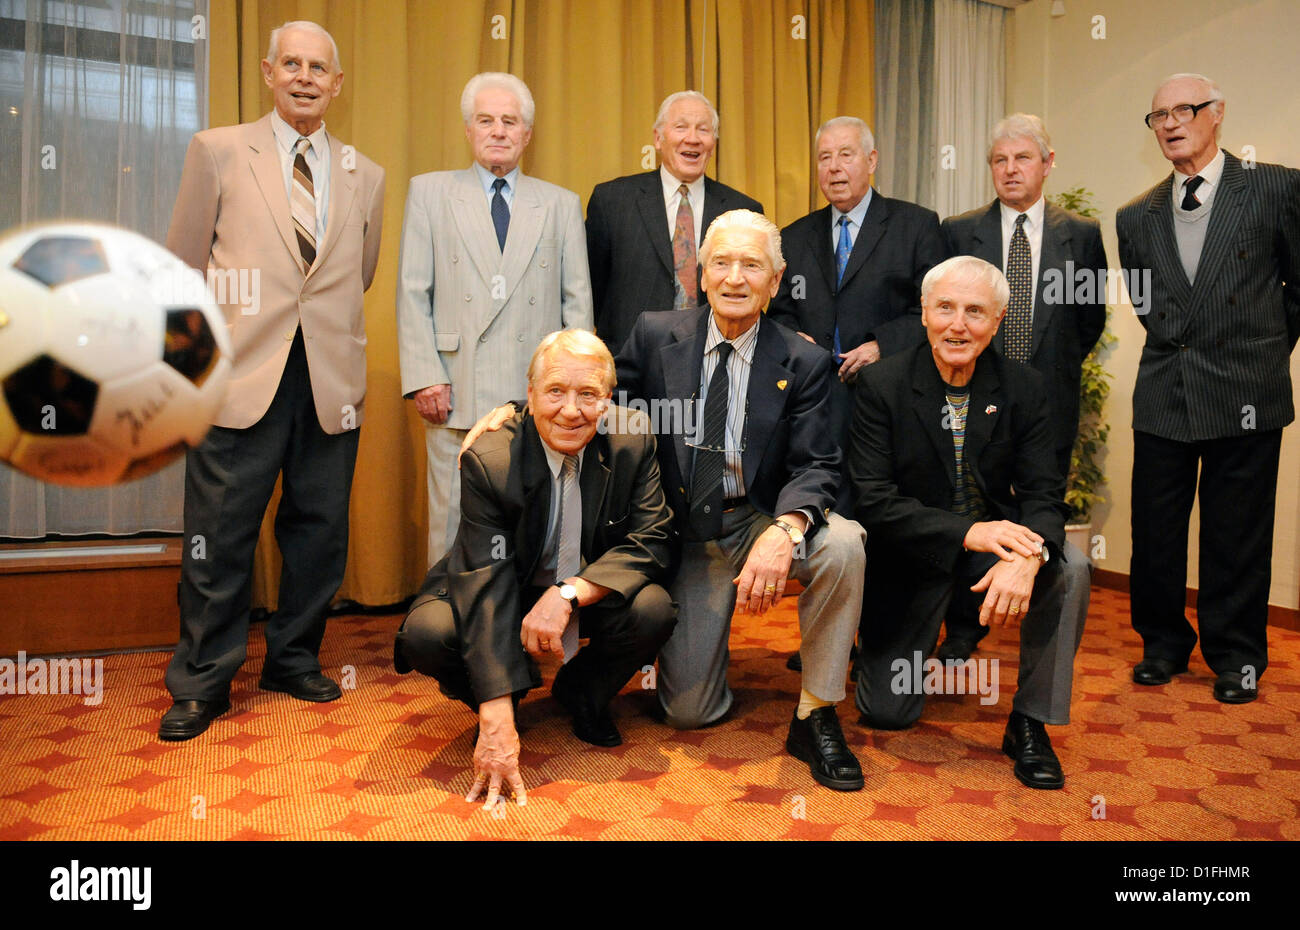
[833,215,852,357]
[689,342,733,539]
[291,137,317,274]
[1181,175,1205,210]
[556,454,582,661]
[491,178,510,251]
[1003,213,1033,362]
[672,184,697,310]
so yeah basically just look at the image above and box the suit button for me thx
[529,297,536,305]
[540,260,549,269]
[284,331,294,341]
[464,294,472,302]
[679,486,685,494]
[1180,344,1189,351]
[452,256,459,263]
[517,333,525,342]
[479,335,488,343]
[702,505,711,513]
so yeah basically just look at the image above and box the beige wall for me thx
[1006,0,1300,609]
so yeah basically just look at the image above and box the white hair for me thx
[1155,72,1225,137]
[266,21,340,72]
[988,113,1052,162]
[816,116,875,155]
[699,209,784,273]
[461,72,536,128]
[528,330,615,393]
[654,91,719,136]
[921,255,1010,311]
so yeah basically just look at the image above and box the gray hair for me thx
[699,209,785,274]
[266,21,340,72]
[461,72,536,128]
[653,90,720,136]
[921,255,1010,311]
[1156,72,1225,136]
[527,329,616,393]
[816,116,875,155]
[988,113,1052,162]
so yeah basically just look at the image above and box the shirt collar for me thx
[999,194,1045,232]
[1174,147,1225,193]
[473,161,520,197]
[539,438,584,479]
[271,109,327,158]
[833,188,872,229]
[703,311,760,363]
[660,165,706,209]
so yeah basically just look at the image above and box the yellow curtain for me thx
[205,0,874,608]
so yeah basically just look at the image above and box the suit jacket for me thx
[767,191,945,359]
[166,113,385,434]
[847,344,1067,581]
[941,199,1108,472]
[1116,150,1300,442]
[413,406,674,702]
[615,307,840,534]
[395,168,594,429]
[586,170,763,353]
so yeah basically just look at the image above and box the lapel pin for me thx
[985,404,998,415]
[777,380,788,391]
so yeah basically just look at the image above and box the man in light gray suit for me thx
[396,72,594,567]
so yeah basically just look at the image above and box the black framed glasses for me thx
[1144,100,1215,130]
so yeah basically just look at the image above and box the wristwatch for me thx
[554,581,579,611]
[773,518,805,546]
[1036,545,1050,565]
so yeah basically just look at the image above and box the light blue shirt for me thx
[830,188,872,251]
[473,161,520,208]
[270,110,329,242]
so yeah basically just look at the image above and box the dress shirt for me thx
[473,161,520,209]
[999,195,1046,313]
[270,110,329,242]
[660,166,706,247]
[829,189,872,254]
[1172,146,1225,211]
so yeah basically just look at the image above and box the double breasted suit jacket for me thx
[767,191,946,359]
[166,113,386,434]
[585,171,763,353]
[941,200,1108,469]
[395,168,594,429]
[1116,150,1300,442]
[614,307,841,535]
[411,407,675,702]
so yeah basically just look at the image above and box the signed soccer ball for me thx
[0,222,230,486]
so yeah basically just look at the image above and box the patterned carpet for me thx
[1,586,1298,840]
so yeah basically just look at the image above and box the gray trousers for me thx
[856,550,1079,728]
[658,506,865,729]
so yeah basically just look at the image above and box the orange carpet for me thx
[1,586,1297,840]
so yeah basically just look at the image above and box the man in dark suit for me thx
[394,330,676,808]
[848,255,1078,789]
[617,210,867,791]
[1118,72,1300,704]
[767,116,945,513]
[585,91,763,354]
[936,113,1107,662]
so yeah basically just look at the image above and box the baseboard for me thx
[1093,568,1300,633]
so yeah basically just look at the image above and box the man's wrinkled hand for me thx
[466,697,526,809]
[520,587,571,660]
[970,554,1040,627]
[413,383,452,425]
[837,340,881,383]
[963,520,1044,561]
[458,403,516,465]
[733,525,793,615]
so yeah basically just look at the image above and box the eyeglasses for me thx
[1144,100,1215,130]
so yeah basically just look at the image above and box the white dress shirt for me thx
[473,161,519,208]
[1172,146,1225,211]
[1000,195,1047,312]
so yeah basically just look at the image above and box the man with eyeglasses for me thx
[1117,73,1300,704]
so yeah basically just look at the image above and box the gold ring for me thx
[764,584,776,593]
[1009,606,1021,614]
[540,639,551,647]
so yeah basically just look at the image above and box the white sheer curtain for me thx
[874,0,1005,216]
[0,0,207,537]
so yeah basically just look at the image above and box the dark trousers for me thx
[1129,429,1281,676]
[166,330,360,702]
[395,583,677,712]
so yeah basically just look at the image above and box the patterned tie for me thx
[1181,175,1205,210]
[1003,213,1033,362]
[672,184,697,310]
[491,177,510,251]
[556,454,582,661]
[833,215,853,357]
[689,342,733,539]
[291,137,317,274]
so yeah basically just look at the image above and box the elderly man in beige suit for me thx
[160,20,385,741]
[396,72,593,568]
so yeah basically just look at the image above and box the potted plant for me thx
[1049,186,1115,556]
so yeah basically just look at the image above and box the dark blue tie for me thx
[491,178,510,251]
[833,215,852,357]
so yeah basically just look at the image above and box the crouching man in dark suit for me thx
[848,256,1079,789]
[394,329,677,808]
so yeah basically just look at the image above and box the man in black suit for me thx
[936,113,1107,662]
[586,91,763,354]
[848,255,1078,789]
[394,330,676,808]
[767,115,945,513]
[1118,72,1300,704]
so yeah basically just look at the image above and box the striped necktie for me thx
[556,455,582,660]
[291,136,317,275]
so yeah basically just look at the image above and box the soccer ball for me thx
[0,222,231,486]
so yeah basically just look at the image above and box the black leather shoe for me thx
[158,698,231,742]
[786,651,802,672]
[553,676,621,747]
[1002,710,1064,789]
[259,671,342,702]
[937,636,979,662]
[786,707,864,791]
[1213,671,1258,704]
[1132,657,1188,686]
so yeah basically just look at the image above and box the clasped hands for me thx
[963,520,1045,628]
